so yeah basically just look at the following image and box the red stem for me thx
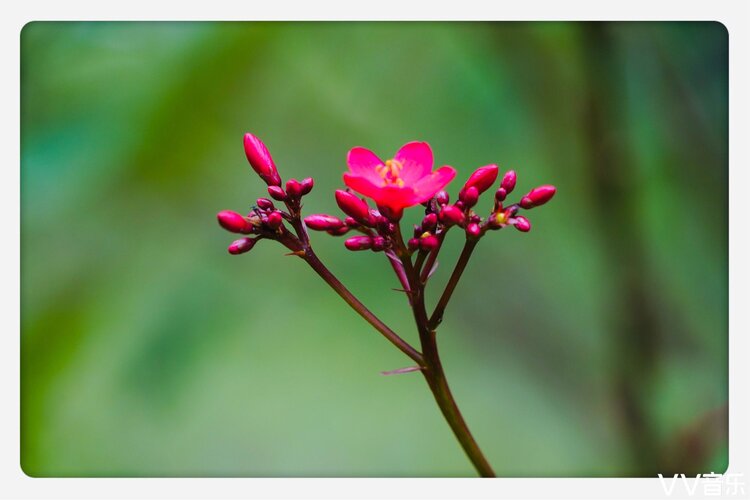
[392,224,495,477]
[428,239,478,330]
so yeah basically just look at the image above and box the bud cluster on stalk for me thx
[306,161,556,256]
[304,189,398,253]
[217,133,316,255]
[218,132,556,260]
[411,164,556,248]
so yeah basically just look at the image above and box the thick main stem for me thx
[393,225,495,477]
[421,331,496,477]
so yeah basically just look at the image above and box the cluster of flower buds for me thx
[485,170,555,233]
[304,189,397,253]
[406,164,555,251]
[219,134,556,259]
[306,163,556,256]
[217,133,315,254]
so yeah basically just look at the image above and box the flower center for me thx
[376,159,405,187]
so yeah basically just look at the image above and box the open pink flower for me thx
[343,142,456,218]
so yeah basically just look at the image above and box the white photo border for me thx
[2,1,747,499]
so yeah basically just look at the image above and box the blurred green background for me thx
[20,21,728,477]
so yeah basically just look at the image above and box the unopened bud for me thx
[500,170,517,194]
[327,226,351,236]
[217,210,253,234]
[372,236,386,252]
[335,190,371,225]
[228,237,256,255]
[466,222,481,238]
[256,198,274,210]
[304,214,344,231]
[520,185,556,209]
[300,177,314,195]
[243,133,281,186]
[464,164,499,194]
[266,211,283,229]
[419,234,439,251]
[435,190,450,206]
[459,186,479,208]
[408,238,420,251]
[514,215,531,232]
[421,213,438,231]
[286,178,303,199]
[495,187,507,202]
[267,185,287,201]
[439,205,465,226]
[344,235,373,251]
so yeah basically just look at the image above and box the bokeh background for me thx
[21,21,728,477]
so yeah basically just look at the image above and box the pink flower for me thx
[343,142,456,218]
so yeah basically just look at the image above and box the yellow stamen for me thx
[376,159,405,187]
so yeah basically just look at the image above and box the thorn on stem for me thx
[380,366,422,376]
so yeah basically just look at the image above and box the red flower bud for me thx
[421,213,438,231]
[266,211,283,229]
[300,177,314,195]
[228,237,256,255]
[514,215,531,232]
[520,185,556,209]
[419,234,439,251]
[344,235,373,251]
[304,214,344,231]
[372,236,386,252]
[243,133,281,187]
[459,186,479,208]
[335,190,371,225]
[495,187,507,202]
[408,238,420,251]
[464,164,498,194]
[435,190,450,206]
[439,205,465,226]
[327,226,351,236]
[500,170,517,194]
[286,178,303,199]
[256,198,274,210]
[267,185,287,201]
[466,222,481,238]
[217,210,253,234]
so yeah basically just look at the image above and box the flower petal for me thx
[411,166,457,203]
[373,185,419,216]
[347,147,385,184]
[394,142,433,182]
[343,173,383,199]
